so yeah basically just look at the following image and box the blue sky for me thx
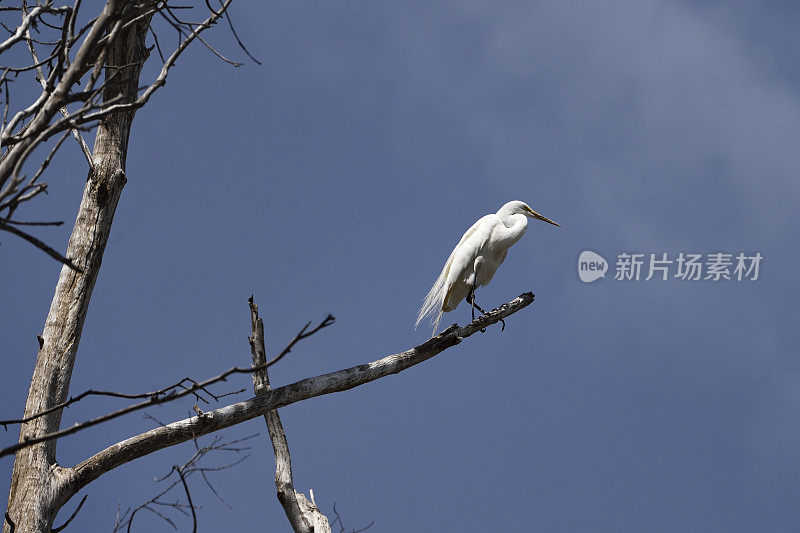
[2,1,800,531]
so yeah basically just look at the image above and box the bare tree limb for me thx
[0,128,71,237]
[0,220,63,226]
[74,0,235,125]
[21,0,94,169]
[249,297,331,533]
[67,293,535,497]
[174,467,196,533]
[0,314,331,451]
[0,364,257,457]
[267,313,335,368]
[331,502,373,533]
[216,0,260,65]
[112,434,254,533]
[0,220,81,271]
[0,0,252,257]
[0,4,52,55]
[0,0,116,151]
[0,378,243,429]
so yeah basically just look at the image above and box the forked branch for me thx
[249,297,331,533]
[68,292,535,496]
[0,314,334,456]
[0,0,252,262]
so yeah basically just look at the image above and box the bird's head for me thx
[501,200,561,227]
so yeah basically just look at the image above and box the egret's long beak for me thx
[529,210,561,227]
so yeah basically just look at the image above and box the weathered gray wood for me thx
[68,293,535,496]
[3,12,150,533]
[0,0,117,190]
[249,298,331,533]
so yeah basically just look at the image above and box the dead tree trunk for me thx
[4,14,151,533]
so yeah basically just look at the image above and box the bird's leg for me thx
[468,289,476,322]
[467,293,506,332]
[466,287,486,333]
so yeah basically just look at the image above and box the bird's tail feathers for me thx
[415,282,444,334]
[416,261,450,335]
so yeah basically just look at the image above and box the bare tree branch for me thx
[0,379,241,429]
[0,315,332,454]
[0,4,52,55]
[21,0,94,169]
[67,293,535,497]
[112,434,254,533]
[174,467,196,533]
[0,220,81,271]
[74,0,235,125]
[0,128,70,228]
[0,220,63,226]
[0,0,115,149]
[0,0,253,259]
[249,297,331,533]
[50,494,86,533]
[267,313,335,368]
[331,502,374,533]
[215,0,260,65]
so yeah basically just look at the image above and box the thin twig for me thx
[0,0,252,230]
[0,315,333,456]
[0,220,81,271]
[0,129,70,213]
[332,502,373,533]
[0,4,51,55]
[149,23,165,62]
[1,219,63,226]
[114,434,255,532]
[267,314,336,367]
[0,377,245,429]
[75,0,235,124]
[217,0,260,65]
[21,0,70,105]
[193,31,243,67]
[175,467,197,533]
[51,494,87,533]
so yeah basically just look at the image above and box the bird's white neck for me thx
[496,212,528,247]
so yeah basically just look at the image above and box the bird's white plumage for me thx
[416,200,559,333]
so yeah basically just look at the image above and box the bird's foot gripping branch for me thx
[450,291,535,339]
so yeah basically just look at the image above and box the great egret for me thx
[416,200,560,333]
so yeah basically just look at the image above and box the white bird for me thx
[416,200,560,333]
